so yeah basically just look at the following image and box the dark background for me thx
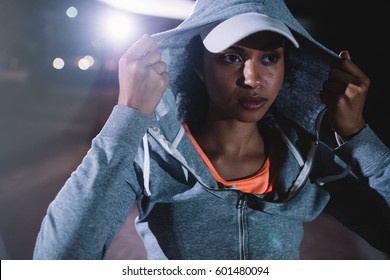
[0,0,388,260]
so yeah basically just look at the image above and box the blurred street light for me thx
[97,0,194,20]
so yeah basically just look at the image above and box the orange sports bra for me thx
[183,123,273,195]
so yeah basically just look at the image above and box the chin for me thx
[235,110,266,123]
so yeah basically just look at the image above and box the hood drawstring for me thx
[279,107,354,191]
[316,165,353,186]
[172,125,189,182]
[143,134,152,196]
[314,108,358,185]
[280,108,326,201]
[142,125,188,196]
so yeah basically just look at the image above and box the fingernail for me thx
[339,50,351,60]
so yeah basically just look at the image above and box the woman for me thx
[33,0,389,259]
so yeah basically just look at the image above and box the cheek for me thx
[274,73,284,90]
[203,67,234,96]
[266,67,284,91]
[202,54,234,93]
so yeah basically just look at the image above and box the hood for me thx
[151,0,339,139]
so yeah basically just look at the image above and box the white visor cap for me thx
[200,12,299,53]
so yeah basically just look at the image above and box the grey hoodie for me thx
[33,0,390,259]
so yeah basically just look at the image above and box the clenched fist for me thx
[320,50,369,141]
[118,34,170,117]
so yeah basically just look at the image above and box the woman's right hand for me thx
[117,34,170,117]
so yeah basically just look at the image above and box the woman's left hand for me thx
[320,50,370,141]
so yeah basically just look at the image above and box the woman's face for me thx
[202,31,285,123]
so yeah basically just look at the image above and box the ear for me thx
[194,68,204,81]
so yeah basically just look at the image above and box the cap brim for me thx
[200,12,299,53]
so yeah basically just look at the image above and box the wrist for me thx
[335,124,367,145]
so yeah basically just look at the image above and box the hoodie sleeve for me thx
[335,125,390,204]
[33,105,152,259]
[325,125,390,254]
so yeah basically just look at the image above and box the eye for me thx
[261,52,281,64]
[221,54,244,64]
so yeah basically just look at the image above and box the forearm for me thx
[33,106,152,259]
[335,125,390,205]
[327,125,390,253]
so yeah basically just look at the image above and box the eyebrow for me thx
[226,46,245,52]
[227,41,285,52]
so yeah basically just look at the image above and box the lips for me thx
[238,96,267,110]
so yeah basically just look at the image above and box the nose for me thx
[243,59,262,88]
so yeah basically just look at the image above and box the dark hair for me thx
[176,35,209,130]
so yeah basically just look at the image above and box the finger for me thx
[322,79,347,95]
[328,68,359,85]
[328,64,370,95]
[150,61,168,75]
[140,50,162,66]
[339,50,351,60]
[331,55,367,81]
[160,72,171,88]
[122,34,158,60]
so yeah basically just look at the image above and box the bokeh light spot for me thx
[53,57,65,69]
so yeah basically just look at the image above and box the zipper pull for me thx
[237,193,248,209]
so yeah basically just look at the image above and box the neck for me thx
[193,119,263,156]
